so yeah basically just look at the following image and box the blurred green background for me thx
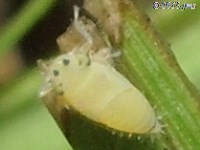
[0,0,199,150]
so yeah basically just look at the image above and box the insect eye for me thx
[63,59,70,66]
[53,69,59,76]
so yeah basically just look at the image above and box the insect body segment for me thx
[39,6,161,135]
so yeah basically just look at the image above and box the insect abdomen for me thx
[100,88,156,134]
[63,62,156,134]
[64,62,130,118]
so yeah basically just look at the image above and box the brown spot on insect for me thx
[53,69,59,76]
[62,59,70,66]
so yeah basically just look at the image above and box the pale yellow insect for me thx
[39,6,161,135]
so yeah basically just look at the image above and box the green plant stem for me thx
[117,2,200,149]
[0,0,56,58]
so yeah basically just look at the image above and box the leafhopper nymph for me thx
[39,6,161,135]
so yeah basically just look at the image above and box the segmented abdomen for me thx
[64,62,156,134]
[100,87,156,133]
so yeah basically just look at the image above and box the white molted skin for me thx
[39,6,161,134]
